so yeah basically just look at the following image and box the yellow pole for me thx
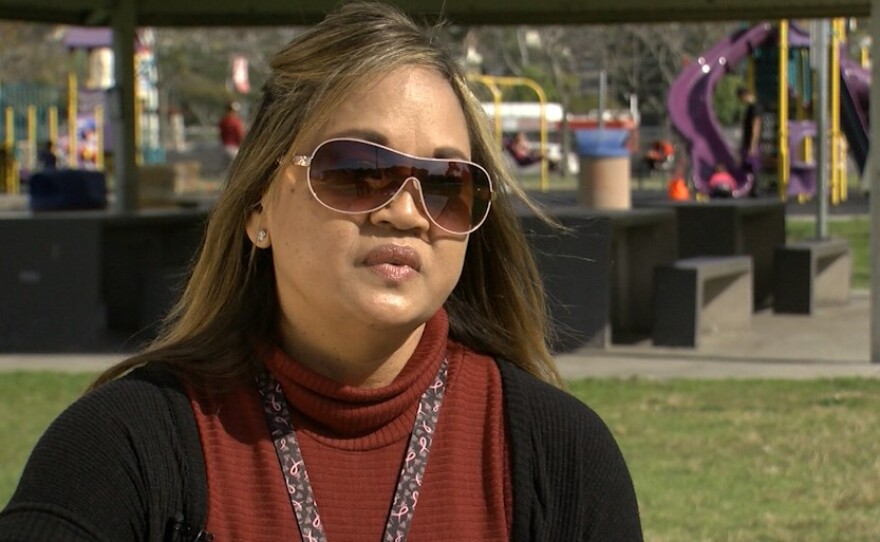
[467,74,550,191]
[778,21,790,200]
[832,18,849,202]
[4,107,18,194]
[468,75,504,147]
[27,105,36,170]
[829,19,843,205]
[3,107,11,192]
[94,105,104,171]
[499,76,549,191]
[491,88,502,145]
[68,72,78,167]
[493,90,503,145]
[48,106,58,146]
[4,107,12,148]
[801,49,813,163]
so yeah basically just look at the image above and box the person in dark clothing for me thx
[0,3,643,542]
[36,139,58,170]
[737,86,764,196]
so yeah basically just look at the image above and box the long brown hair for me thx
[92,1,562,390]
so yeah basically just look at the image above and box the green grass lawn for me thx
[2,372,879,541]
[0,372,94,506]
[572,378,880,542]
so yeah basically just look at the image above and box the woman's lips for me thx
[363,244,422,281]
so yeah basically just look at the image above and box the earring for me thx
[256,229,267,243]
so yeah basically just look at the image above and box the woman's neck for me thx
[277,321,426,389]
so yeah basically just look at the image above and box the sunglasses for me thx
[291,138,493,235]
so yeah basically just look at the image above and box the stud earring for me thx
[257,229,267,243]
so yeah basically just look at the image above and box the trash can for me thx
[574,129,632,209]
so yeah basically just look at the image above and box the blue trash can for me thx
[574,129,632,209]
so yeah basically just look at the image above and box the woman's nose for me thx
[369,177,431,232]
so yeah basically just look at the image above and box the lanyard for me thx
[256,358,448,542]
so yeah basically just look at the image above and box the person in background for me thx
[643,139,674,173]
[0,3,643,541]
[737,86,763,196]
[168,105,187,152]
[218,100,245,159]
[36,140,58,170]
[505,130,544,166]
[708,163,736,199]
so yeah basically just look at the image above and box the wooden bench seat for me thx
[652,256,753,347]
[774,238,850,314]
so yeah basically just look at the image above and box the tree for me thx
[0,22,71,84]
[153,27,302,127]
[0,19,739,135]
[467,22,737,126]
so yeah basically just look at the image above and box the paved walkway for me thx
[1,291,876,380]
[558,290,879,380]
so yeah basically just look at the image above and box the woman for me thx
[0,3,642,541]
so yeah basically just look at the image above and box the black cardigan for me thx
[0,359,642,541]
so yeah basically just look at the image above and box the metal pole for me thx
[830,19,844,206]
[111,0,138,212]
[68,72,78,168]
[48,106,58,145]
[869,2,880,363]
[778,21,790,199]
[814,20,830,239]
[26,105,36,170]
[598,70,606,131]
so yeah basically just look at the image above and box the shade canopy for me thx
[0,0,871,27]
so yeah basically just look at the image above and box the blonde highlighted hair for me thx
[93,1,562,390]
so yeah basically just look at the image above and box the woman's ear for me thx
[246,202,271,248]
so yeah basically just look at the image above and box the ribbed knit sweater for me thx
[187,311,511,541]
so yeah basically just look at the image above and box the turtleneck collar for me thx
[263,309,449,450]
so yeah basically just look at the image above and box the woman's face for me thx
[250,65,473,352]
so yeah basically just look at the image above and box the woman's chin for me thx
[359,295,436,330]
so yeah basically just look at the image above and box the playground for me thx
[1,1,879,539]
[668,20,869,202]
[0,18,873,354]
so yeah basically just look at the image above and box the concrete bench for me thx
[637,199,785,310]
[773,238,850,314]
[653,256,753,347]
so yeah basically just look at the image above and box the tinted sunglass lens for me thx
[418,164,483,233]
[310,141,398,212]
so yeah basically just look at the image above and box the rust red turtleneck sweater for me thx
[186,310,511,541]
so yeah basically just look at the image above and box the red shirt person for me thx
[219,101,245,158]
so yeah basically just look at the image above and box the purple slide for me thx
[668,23,812,197]
[839,54,870,175]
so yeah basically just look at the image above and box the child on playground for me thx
[708,163,735,198]
[505,131,544,166]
